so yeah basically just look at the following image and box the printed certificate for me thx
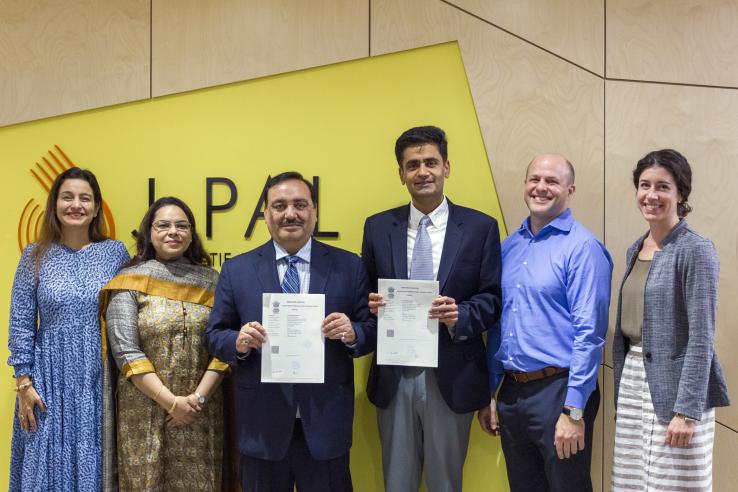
[261,293,325,383]
[377,278,439,367]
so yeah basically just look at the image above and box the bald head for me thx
[523,153,577,234]
[526,154,575,185]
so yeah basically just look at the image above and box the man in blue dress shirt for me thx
[479,154,612,492]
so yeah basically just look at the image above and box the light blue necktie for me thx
[281,256,301,293]
[410,216,434,280]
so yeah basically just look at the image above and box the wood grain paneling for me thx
[152,0,368,97]
[447,0,604,75]
[607,0,738,87]
[0,0,149,127]
[372,0,605,239]
[713,423,738,491]
[604,80,738,431]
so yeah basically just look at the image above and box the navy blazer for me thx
[361,200,502,413]
[204,239,375,461]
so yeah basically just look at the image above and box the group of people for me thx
[7,125,730,492]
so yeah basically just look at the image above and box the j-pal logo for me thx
[16,145,117,252]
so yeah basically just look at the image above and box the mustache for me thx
[279,219,304,226]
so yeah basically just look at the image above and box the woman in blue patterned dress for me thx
[8,167,129,491]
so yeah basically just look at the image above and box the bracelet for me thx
[168,396,178,415]
[153,385,164,404]
[14,382,32,392]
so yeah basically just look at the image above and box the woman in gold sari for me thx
[101,196,228,491]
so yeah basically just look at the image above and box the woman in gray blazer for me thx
[611,149,729,492]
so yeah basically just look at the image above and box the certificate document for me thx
[261,293,325,383]
[377,278,439,367]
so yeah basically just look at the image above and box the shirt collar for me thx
[273,238,312,264]
[520,208,574,237]
[409,196,449,229]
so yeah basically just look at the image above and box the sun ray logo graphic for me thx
[17,145,117,252]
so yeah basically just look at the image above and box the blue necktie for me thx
[410,216,434,280]
[281,256,301,293]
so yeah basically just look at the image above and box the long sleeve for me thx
[7,246,38,377]
[454,218,502,341]
[204,260,241,365]
[564,238,613,408]
[346,256,376,358]
[106,290,155,378]
[673,240,719,420]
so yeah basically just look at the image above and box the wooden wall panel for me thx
[607,0,738,87]
[448,0,604,75]
[372,0,605,239]
[152,0,368,97]
[0,0,150,127]
[713,424,738,491]
[604,80,738,431]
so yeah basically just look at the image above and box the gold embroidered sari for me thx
[100,259,228,492]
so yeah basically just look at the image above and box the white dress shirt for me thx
[406,197,448,279]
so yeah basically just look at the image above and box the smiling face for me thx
[264,179,317,254]
[55,178,99,235]
[150,205,193,261]
[636,165,681,228]
[524,154,575,233]
[398,144,450,210]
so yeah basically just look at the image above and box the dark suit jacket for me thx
[204,239,375,461]
[361,200,502,413]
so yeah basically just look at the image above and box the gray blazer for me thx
[612,220,730,422]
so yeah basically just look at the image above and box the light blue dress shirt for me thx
[493,209,613,408]
[274,239,312,293]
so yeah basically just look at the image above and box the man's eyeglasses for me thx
[151,220,192,233]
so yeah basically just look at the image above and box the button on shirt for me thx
[406,197,448,279]
[494,209,613,408]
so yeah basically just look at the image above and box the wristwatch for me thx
[675,412,697,423]
[562,406,583,421]
[194,392,207,405]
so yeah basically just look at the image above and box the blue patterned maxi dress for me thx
[8,240,129,492]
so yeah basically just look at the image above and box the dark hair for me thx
[632,149,692,217]
[264,172,316,205]
[130,196,211,266]
[33,167,108,269]
[394,126,448,166]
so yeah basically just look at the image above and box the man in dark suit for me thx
[362,126,502,491]
[204,172,375,492]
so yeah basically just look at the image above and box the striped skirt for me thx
[611,345,715,491]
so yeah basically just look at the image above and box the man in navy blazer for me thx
[204,172,375,492]
[362,126,502,491]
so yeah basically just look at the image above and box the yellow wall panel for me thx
[448,0,604,75]
[607,0,738,87]
[152,0,368,97]
[0,0,150,127]
[0,43,505,492]
[604,80,738,432]
[372,0,605,239]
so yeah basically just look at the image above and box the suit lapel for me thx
[438,201,463,293]
[309,239,331,294]
[255,241,282,293]
[390,206,409,280]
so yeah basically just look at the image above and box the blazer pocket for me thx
[671,353,686,361]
